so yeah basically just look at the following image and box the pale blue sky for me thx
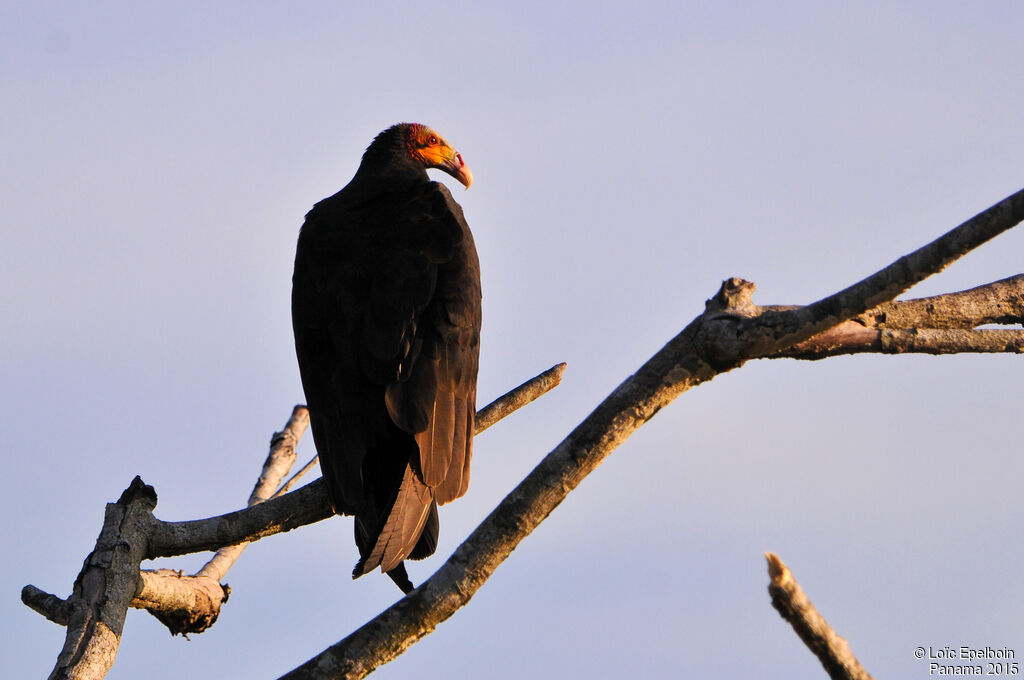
[4,3,1024,678]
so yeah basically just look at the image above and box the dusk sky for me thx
[4,3,1024,678]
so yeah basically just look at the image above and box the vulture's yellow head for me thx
[406,124,473,189]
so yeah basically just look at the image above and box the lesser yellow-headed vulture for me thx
[292,123,481,593]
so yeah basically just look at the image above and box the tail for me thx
[353,463,437,580]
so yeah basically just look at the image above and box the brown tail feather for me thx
[356,463,433,575]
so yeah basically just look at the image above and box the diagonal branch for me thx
[476,363,567,433]
[766,553,875,680]
[273,455,321,499]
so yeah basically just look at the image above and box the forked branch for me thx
[768,275,1024,360]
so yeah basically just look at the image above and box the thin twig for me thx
[274,455,320,498]
[475,363,567,433]
[195,406,310,581]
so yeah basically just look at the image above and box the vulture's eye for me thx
[429,135,438,145]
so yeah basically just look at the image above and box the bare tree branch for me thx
[475,363,567,433]
[149,477,332,559]
[23,362,567,672]
[21,585,71,626]
[46,478,157,680]
[778,327,1024,359]
[131,570,230,638]
[766,553,875,680]
[851,274,1024,329]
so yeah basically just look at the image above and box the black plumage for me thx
[291,124,481,593]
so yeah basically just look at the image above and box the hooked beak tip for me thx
[459,165,473,189]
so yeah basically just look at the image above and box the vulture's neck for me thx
[348,129,427,194]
